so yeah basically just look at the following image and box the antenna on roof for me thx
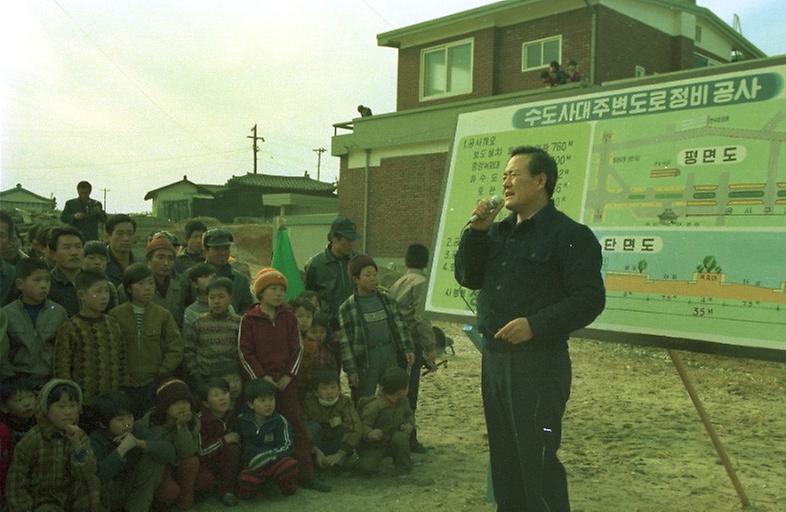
[732,13,742,34]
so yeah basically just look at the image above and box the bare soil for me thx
[193,322,786,512]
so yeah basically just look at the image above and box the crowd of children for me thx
[0,209,438,511]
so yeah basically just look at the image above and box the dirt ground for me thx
[188,322,785,512]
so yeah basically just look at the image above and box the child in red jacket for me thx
[238,268,330,493]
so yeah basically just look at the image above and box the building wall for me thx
[0,189,54,213]
[396,27,496,111]
[150,182,199,219]
[339,152,446,258]
[595,5,692,81]
[494,8,592,94]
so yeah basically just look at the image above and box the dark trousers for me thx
[276,385,315,481]
[196,443,241,496]
[482,347,572,512]
[406,348,424,412]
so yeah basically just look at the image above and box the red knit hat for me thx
[145,236,176,257]
[253,267,288,296]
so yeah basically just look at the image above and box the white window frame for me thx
[521,35,562,72]
[419,38,474,102]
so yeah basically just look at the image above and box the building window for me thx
[420,38,473,101]
[695,25,702,42]
[693,53,719,68]
[634,65,646,77]
[521,35,562,71]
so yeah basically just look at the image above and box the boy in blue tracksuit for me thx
[236,379,299,498]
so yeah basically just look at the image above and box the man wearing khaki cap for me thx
[202,228,255,314]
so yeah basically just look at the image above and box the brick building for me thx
[331,0,765,259]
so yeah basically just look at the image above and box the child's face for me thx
[386,388,409,404]
[203,388,231,415]
[16,269,51,304]
[249,395,276,418]
[222,373,243,400]
[108,412,134,437]
[166,399,192,424]
[208,288,232,316]
[2,390,36,420]
[187,230,205,253]
[294,306,313,333]
[130,276,155,305]
[307,325,327,344]
[195,274,215,293]
[79,280,110,313]
[82,254,108,274]
[354,265,378,294]
[259,284,285,308]
[47,391,80,431]
[316,381,340,402]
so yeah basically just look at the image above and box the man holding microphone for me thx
[454,146,605,512]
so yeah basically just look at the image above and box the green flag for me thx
[271,226,305,301]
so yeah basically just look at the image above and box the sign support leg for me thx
[668,349,750,509]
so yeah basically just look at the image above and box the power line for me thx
[358,0,395,28]
[49,0,218,152]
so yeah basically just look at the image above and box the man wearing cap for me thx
[145,235,188,328]
[304,216,361,329]
[61,180,107,242]
[202,228,255,315]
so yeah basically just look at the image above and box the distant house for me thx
[0,184,56,213]
[144,172,337,222]
[144,175,226,221]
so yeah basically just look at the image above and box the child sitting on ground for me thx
[303,369,363,470]
[0,378,37,446]
[110,264,182,417]
[140,378,200,512]
[184,277,241,385]
[53,269,127,406]
[357,367,415,476]
[89,390,173,512]
[213,363,245,417]
[1,257,69,387]
[6,379,100,512]
[236,379,299,499]
[195,378,241,507]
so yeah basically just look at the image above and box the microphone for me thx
[468,195,503,224]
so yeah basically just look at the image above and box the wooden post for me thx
[668,349,750,509]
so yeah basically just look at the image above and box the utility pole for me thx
[247,124,265,174]
[312,147,326,181]
[100,188,110,210]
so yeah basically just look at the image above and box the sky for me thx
[1,0,785,214]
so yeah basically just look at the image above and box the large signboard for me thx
[427,62,786,352]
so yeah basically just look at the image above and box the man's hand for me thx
[277,375,292,391]
[367,429,383,441]
[469,197,505,232]
[400,423,414,434]
[405,351,415,368]
[425,349,438,371]
[495,317,534,344]
[74,212,86,220]
[223,432,240,444]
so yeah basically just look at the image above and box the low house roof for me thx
[0,183,54,204]
[143,175,225,200]
[226,173,336,194]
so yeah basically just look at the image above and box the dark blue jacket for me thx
[455,201,605,352]
[237,411,293,470]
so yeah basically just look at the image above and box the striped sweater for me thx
[183,312,242,380]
